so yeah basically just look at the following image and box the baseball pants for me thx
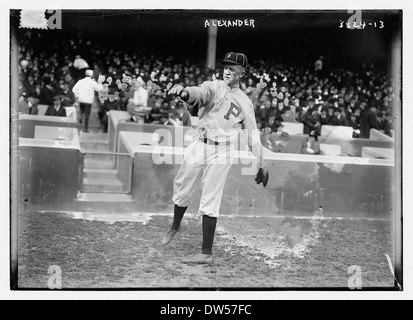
[172,137,235,218]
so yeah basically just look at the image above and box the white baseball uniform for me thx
[172,79,263,217]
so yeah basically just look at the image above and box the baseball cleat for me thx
[182,253,213,265]
[161,228,180,246]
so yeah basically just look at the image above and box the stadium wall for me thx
[108,111,394,156]
[18,145,80,205]
[128,144,394,218]
[18,114,78,138]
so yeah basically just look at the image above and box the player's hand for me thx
[168,84,184,96]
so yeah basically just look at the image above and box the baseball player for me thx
[163,52,269,265]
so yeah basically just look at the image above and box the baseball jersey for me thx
[186,80,260,145]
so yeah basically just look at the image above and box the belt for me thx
[199,137,230,145]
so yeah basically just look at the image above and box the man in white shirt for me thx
[132,77,149,108]
[73,55,89,69]
[130,76,150,122]
[314,56,323,72]
[72,69,103,132]
[73,55,89,81]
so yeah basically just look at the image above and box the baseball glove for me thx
[255,167,269,187]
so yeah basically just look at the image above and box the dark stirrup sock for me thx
[202,215,217,255]
[171,204,188,230]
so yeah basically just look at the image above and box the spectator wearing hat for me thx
[319,107,330,126]
[45,96,67,117]
[58,83,76,107]
[383,113,393,136]
[25,95,40,115]
[326,104,335,120]
[256,104,268,124]
[159,112,172,125]
[275,100,286,117]
[303,108,321,135]
[262,109,281,133]
[348,112,361,138]
[329,107,348,126]
[261,111,290,152]
[306,97,316,109]
[64,73,76,91]
[377,111,392,136]
[256,95,273,123]
[281,106,298,123]
[296,105,310,125]
[99,89,123,132]
[147,96,164,124]
[146,91,157,110]
[270,122,291,153]
[360,104,379,139]
[358,101,368,119]
[23,72,38,98]
[39,76,56,106]
[18,92,30,114]
[260,111,274,150]
[354,107,362,119]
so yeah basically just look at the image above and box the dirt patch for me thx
[17,211,395,289]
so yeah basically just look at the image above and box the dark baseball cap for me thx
[222,52,248,69]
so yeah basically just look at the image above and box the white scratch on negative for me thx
[216,218,323,269]
[384,254,402,290]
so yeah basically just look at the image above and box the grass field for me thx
[17,210,396,289]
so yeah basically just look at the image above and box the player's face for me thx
[223,65,244,86]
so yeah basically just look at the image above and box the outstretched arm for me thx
[168,82,215,105]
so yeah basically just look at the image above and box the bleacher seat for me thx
[34,125,78,142]
[369,129,393,142]
[321,125,353,140]
[117,132,159,152]
[362,147,394,160]
[281,122,304,135]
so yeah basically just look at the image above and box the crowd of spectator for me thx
[17,30,395,139]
